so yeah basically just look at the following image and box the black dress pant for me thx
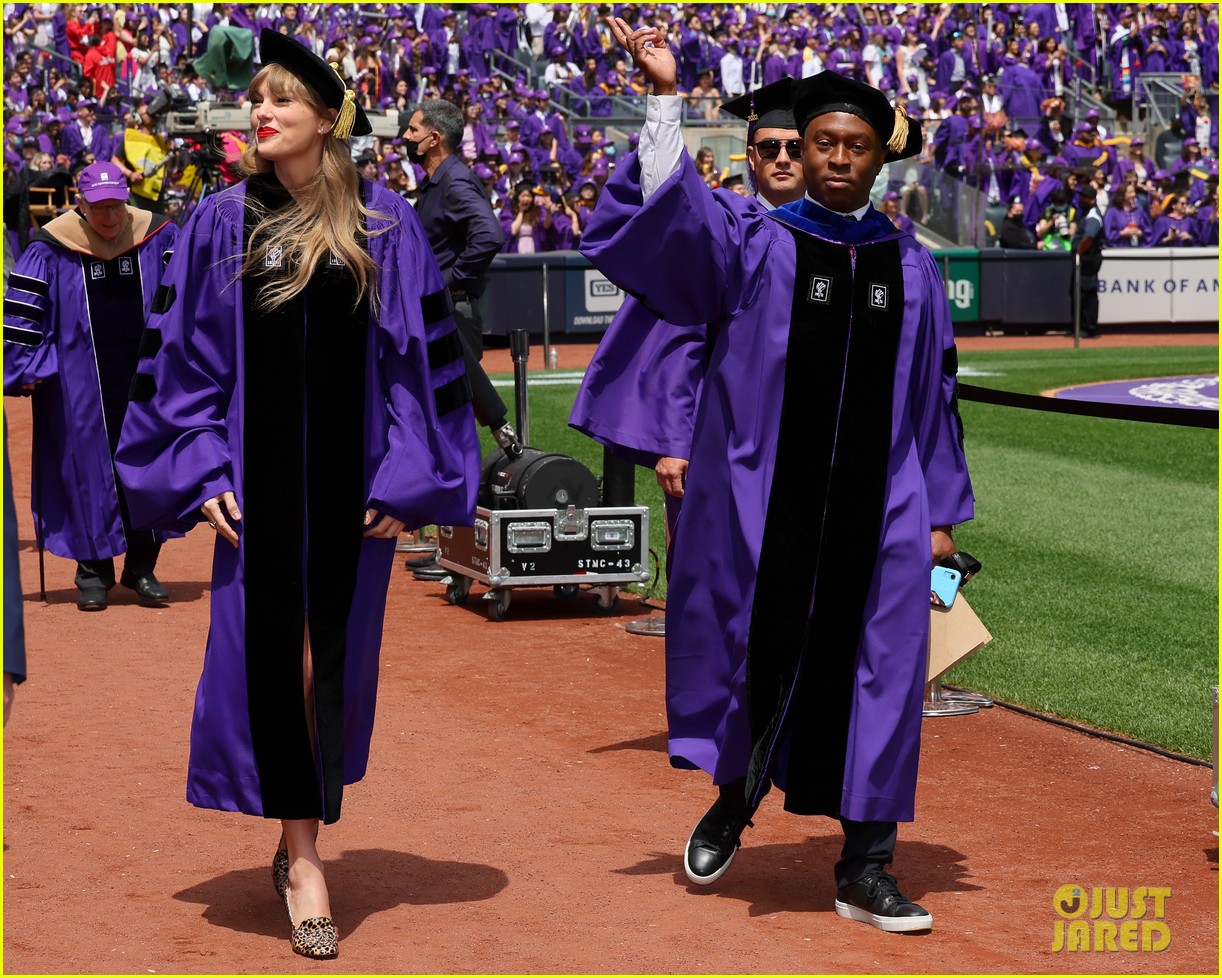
[74,473,160,591]
[835,818,898,887]
[452,294,484,361]
[76,535,160,591]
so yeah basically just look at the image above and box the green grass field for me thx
[484,344,1219,759]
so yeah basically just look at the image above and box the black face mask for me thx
[403,138,426,164]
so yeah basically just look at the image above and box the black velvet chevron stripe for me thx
[3,324,44,347]
[420,288,452,324]
[129,372,157,402]
[10,274,48,297]
[138,327,163,358]
[434,374,472,415]
[427,330,463,371]
[943,345,958,375]
[152,283,176,314]
[5,299,44,323]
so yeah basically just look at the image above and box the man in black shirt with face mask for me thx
[403,99,504,359]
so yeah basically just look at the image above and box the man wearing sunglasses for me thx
[581,19,973,935]
[571,77,806,549]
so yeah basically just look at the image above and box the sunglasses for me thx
[754,138,802,160]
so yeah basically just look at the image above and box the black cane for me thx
[33,441,45,602]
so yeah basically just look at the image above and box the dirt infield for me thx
[2,334,1218,975]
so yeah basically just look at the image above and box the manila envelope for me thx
[927,594,992,683]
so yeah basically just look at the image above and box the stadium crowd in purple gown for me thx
[3,2,1218,253]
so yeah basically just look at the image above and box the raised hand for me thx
[606,17,677,95]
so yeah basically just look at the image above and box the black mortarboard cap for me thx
[258,29,371,138]
[721,77,797,132]
[791,71,921,162]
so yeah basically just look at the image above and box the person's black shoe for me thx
[405,552,438,570]
[683,793,755,885]
[834,872,933,932]
[120,570,169,602]
[77,586,108,611]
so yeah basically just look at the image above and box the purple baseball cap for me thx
[882,190,901,201]
[1025,138,1044,152]
[508,151,525,164]
[77,162,129,202]
[473,162,495,180]
[1182,136,1198,147]
[1085,108,1100,121]
[1130,136,1144,146]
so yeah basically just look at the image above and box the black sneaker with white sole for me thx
[834,872,933,933]
[683,793,755,885]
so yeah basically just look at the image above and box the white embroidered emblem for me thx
[119,257,134,276]
[869,283,889,310]
[808,275,832,304]
[265,245,283,268]
[90,261,105,280]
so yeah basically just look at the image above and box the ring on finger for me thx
[208,521,217,529]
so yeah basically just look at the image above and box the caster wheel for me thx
[487,589,511,621]
[591,591,619,615]
[554,583,579,600]
[445,576,471,605]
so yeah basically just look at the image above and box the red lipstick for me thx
[257,127,277,138]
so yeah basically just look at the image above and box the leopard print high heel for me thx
[272,837,289,900]
[284,888,338,959]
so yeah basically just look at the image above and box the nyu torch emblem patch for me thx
[119,257,134,276]
[90,261,105,280]
[265,246,283,268]
[808,275,832,304]
[869,283,889,310]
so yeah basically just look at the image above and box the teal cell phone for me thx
[930,565,962,608]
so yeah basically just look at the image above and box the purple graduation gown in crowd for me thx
[114,177,480,824]
[580,155,973,821]
[3,208,178,560]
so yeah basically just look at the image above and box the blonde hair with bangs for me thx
[238,63,388,311]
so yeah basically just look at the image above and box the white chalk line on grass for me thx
[492,368,1005,387]
[492,372,586,387]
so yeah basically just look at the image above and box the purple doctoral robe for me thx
[580,155,974,821]
[3,208,178,560]
[113,178,480,824]
[570,189,779,472]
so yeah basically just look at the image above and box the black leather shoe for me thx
[120,570,169,602]
[683,793,755,884]
[77,586,108,611]
[834,872,933,932]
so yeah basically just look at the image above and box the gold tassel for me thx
[330,62,356,140]
[888,103,909,154]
